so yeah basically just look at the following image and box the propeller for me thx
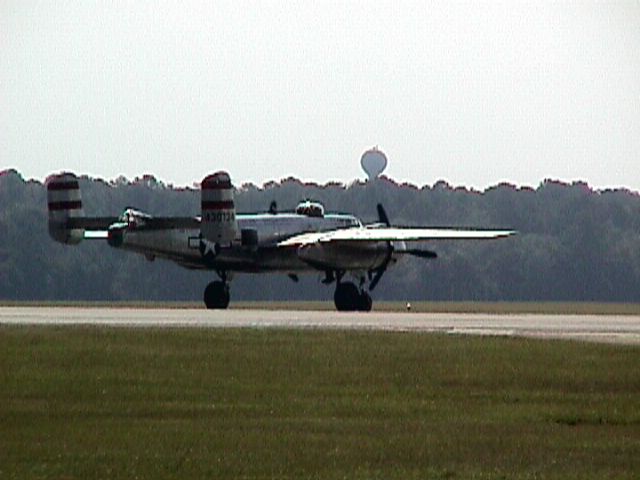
[377,204,390,226]
[369,204,393,291]
[368,204,438,291]
[405,249,438,259]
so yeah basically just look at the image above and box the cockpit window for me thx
[337,217,360,228]
[295,200,324,218]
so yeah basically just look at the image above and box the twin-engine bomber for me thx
[46,171,515,310]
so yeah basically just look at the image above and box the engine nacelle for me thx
[46,172,85,244]
[297,241,388,271]
[201,171,238,244]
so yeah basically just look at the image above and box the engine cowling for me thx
[200,172,238,245]
[297,241,389,271]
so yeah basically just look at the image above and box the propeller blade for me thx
[406,249,438,259]
[377,204,390,226]
[369,243,395,291]
[368,204,392,291]
[369,266,386,291]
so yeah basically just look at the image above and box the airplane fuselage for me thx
[110,212,397,273]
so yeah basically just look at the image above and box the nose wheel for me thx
[334,281,372,312]
[204,280,230,309]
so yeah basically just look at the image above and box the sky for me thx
[2,1,640,190]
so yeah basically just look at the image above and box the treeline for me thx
[2,168,640,302]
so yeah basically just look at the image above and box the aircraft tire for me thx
[334,282,360,311]
[358,291,372,312]
[204,281,230,309]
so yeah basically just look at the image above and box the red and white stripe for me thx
[46,173,83,216]
[45,172,85,244]
[200,171,237,244]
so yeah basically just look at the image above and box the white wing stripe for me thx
[278,227,515,247]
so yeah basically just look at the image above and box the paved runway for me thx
[3,306,640,345]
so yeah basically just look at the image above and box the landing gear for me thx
[359,290,373,312]
[334,281,372,312]
[204,280,230,309]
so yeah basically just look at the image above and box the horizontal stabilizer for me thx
[121,216,200,230]
[66,215,199,232]
[141,217,200,230]
[67,217,119,230]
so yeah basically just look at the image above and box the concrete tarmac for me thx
[2,307,640,345]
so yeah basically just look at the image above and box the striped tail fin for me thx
[200,171,238,245]
[46,172,85,244]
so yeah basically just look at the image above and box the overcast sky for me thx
[2,1,639,189]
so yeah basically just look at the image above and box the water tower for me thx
[360,147,388,181]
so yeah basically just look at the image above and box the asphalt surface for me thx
[2,307,640,345]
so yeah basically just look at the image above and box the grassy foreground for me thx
[1,326,640,479]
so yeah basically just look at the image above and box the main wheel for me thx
[334,282,360,311]
[358,291,372,312]
[203,281,230,309]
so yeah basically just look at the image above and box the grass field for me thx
[2,325,640,479]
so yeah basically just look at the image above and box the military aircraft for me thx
[46,171,515,311]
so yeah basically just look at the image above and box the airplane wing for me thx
[278,227,516,247]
